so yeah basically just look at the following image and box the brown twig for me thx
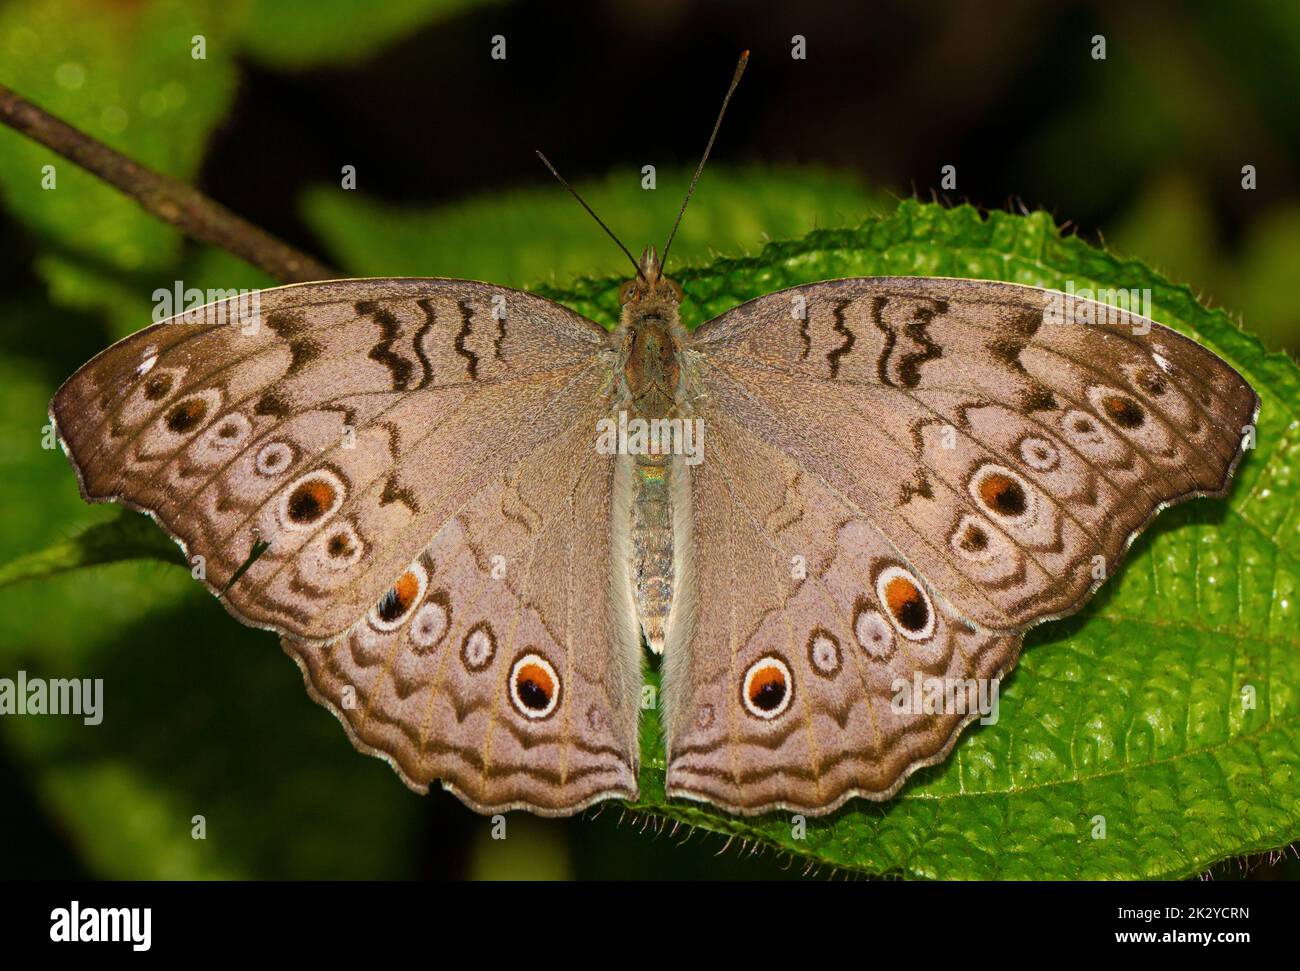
[0,82,335,284]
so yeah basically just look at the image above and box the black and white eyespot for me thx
[741,655,794,720]
[853,602,895,660]
[461,621,496,672]
[1017,435,1060,472]
[279,469,346,530]
[875,565,936,641]
[509,652,561,720]
[410,591,451,650]
[369,559,428,631]
[807,628,842,678]
[255,441,296,476]
[969,463,1037,526]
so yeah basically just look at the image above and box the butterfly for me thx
[48,54,1258,817]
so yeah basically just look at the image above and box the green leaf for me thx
[10,200,1298,879]
[0,0,243,334]
[0,508,184,588]
[303,164,884,296]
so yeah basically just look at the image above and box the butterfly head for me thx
[619,246,683,310]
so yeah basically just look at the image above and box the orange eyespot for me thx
[287,478,337,524]
[510,653,560,719]
[876,566,935,640]
[1102,394,1145,428]
[281,470,345,530]
[518,663,553,701]
[885,577,922,621]
[741,656,793,719]
[976,471,1027,518]
[375,570,419,624]
[165,397,207,433]
[370,560,428,631]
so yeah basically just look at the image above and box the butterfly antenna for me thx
[536,150,646,282]
[660,50,749,269]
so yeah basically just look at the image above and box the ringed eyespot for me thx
[1059,409,1107,447]
[949,515,998,564]
[461,621,496,672]
[255,441,295,476]
[969,465,1033,523]
[1017,435,1060,472]
[852,603,894,660]
[1100,393,1146,429]
[875,566,936,641]
[198,411,251,451]
[807,628,842,678]
[741,656,793,720]
[509,652,561,719]
[164,395,210,434]
[370,560,427,631]
[319,522,364,569]
[410,592,451,650]
[280,470,345,529]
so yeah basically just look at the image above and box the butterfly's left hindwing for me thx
[283,413,642,814]
[663,277,1256,814]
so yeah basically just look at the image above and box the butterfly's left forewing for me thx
[664,277,1257,815]
[51,279,605,640]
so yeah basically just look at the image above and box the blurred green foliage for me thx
[1,0,1297,880]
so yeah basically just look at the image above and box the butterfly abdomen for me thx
[630,455,674,653]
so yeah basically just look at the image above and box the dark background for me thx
[1,0,1297,879]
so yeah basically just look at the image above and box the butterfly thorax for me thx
[615,246,687,654]
[617,246,686,417]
